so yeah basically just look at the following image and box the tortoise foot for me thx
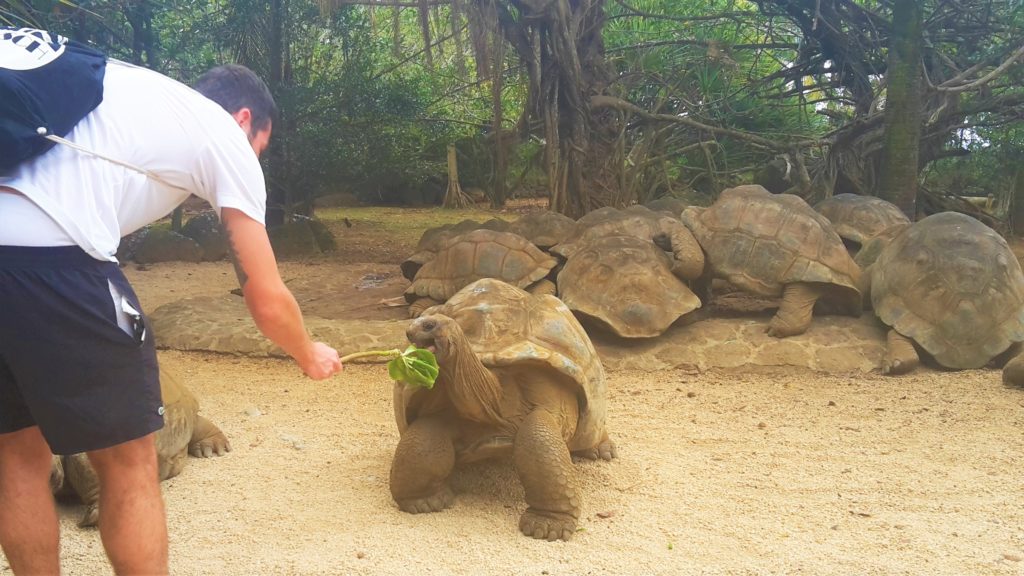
[573,438,617,461]
[189,432,231,458]
[396,485,454,514]
[882,330,919,375]
[78,503,99,528]
[881,354,918,375]
[765,316,808,338]
[519,509,577,541]
[1003,355,1024,388]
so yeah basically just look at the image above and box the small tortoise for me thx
[404,229,557,317]
[862,212,1024,382]
[643,197,689,218]
[680,185,861,337]
[392,278,615,541]
[556,234,701,337]
[401,218,511,281]
[814,193,910,251]
[553,206,705,281]
[54,364,230,526]
[508,211,577,251]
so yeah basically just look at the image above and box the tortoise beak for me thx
[407,315,450,358]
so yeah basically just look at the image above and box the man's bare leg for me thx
[87,434,168,576]
[0,426,60,575]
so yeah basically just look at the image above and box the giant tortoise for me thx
[54,364,230,527]
[553,206,704,281]
[400,218,511,281]
[862,212,1024,382]
[814,193,910,252]
[556,234,701,337]
[392,278,615,541]
[680,185,861,337]
[404,229,557,317]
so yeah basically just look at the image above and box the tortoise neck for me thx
[437,335,506,427]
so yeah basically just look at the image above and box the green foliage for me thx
[340,345,439,389]
[387,345,439,389]
[8,0,1024,212]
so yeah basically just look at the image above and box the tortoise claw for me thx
[396,485,454,514]
[519,509,576,541]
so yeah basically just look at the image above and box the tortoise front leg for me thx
[668,226,705,281]
[882,329,919,375]
[514,409,580,541]
[1000,343,1024,387]
[767,282,823,337]
[389,416,456,514]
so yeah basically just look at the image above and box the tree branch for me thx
[934,43,1024,93]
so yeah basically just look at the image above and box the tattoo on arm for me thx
[221,223,249,290]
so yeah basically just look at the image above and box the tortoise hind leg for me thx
[408,297,442,318]
[188,415,231,458]
[389,416,456,513]
[571,432,617,461]
[527,279,557,297]
[62,454,101,527]
[882,329,919,375]
[514,409,580,541]
[767,282,823,337]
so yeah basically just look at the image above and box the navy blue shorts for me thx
[0,245,164,455]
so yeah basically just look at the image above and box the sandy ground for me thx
[7,258,1024,575]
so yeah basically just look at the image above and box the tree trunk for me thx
[1010,168,1024,236]
[877,0,923,218]
[443,144,470,208]
[170,206,183,232]
[490,31,507,209]
[392,7,403,59]
[124,0,159,69]
[495,0,612,218]
[265,0,287,227]
[418,0,433,69]
[450,0,467,77]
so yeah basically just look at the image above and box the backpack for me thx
[0,27,106,172]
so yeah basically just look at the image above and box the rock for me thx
[133,229,203,264]
[180,211,228,261]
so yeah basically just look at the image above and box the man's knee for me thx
[0,426,54,478]
[86,433,158,480]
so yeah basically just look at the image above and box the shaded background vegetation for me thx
[2,0,1023,229]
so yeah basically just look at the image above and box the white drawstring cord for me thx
[39,128,191,192]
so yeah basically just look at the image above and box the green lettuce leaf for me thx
[387,345,439,389]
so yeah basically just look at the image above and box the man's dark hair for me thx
[193,64,278,133]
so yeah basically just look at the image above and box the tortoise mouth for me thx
[406,315,450,358]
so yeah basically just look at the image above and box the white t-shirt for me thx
[0,60,267,261]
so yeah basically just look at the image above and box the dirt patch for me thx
[11,205,1024,576]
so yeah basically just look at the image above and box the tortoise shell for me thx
[509,211,576,250]
[871,212,1024,369]
[405,230,557,303]
[401,219,511,281]
[553,206,688,260]
[814,193,910,246]
[680,185,860,308]
[403,278,608,451]
[556,234,701,338]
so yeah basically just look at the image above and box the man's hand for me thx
[299,342,343,380]
[221,208,343,379]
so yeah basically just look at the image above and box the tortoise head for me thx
[406,314,464,362]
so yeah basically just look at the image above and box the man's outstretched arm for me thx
[220,207,342,379]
